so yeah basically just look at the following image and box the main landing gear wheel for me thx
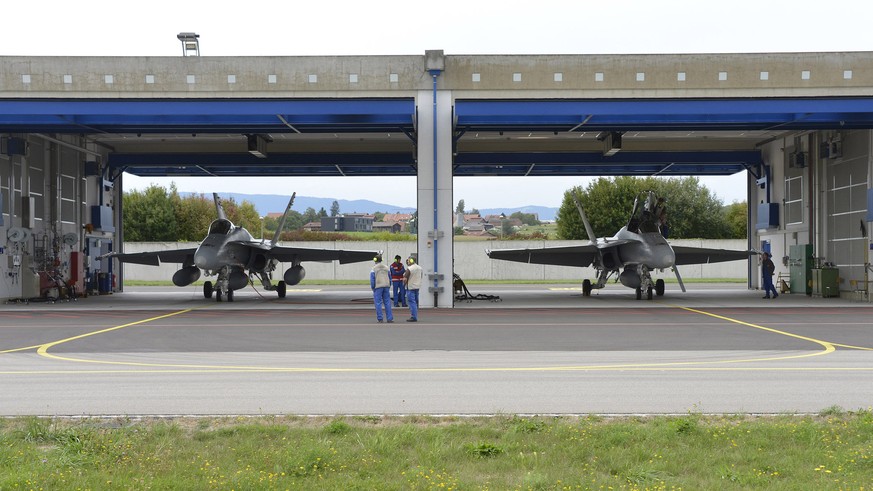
[277,281,287,298]
[655,279,665,296]
[226,289,234,302]
[216,290,223,302]
[647,286,654,300]
[635,287,642,300]
[203,281,214,299]
[582,279,592,297]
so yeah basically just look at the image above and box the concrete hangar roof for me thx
[2,51,873,178]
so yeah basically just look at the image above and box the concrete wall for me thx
[120,239,749,284]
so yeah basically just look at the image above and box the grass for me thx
[2,412,872,490]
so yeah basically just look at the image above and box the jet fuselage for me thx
[193,219,255,272]
[610,227,675,269]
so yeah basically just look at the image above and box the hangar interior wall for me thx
[0,134,112,302]
[755,129,873,298]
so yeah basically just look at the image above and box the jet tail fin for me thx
[271,192,296,247]
[570,190,597,243]
[213,193,228,220]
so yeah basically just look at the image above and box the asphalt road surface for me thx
[1,284,871,415]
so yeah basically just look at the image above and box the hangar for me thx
[1,50,872,305]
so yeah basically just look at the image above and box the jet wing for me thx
[671,245,755,265]
[256,245,380,265]
[102,248,197,266]
[486,244,600,267]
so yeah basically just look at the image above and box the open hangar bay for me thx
[2,50,873,415]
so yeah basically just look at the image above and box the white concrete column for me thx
[416,87,454,308]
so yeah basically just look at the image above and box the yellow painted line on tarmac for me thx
[15,303,868,374]
[1,343,47,354]
[36,308,198,364]
[676,305,836,354]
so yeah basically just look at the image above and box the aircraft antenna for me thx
[271,192,296,247]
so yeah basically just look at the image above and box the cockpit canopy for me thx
[208,218,233,235]
[627,191,663,234]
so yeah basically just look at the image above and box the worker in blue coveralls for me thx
[370,255,394,323]
[389,254,407,307]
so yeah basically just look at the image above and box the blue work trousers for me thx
[372,287,393,321]
[406,289,419,320]
[762,274,778,297]
[392,281,406,306]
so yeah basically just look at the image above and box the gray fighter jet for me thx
[104,193,378,301]
[486,190,752,300]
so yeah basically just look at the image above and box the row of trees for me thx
[124,178,745,242]
[123,185,415,241]
[555,176,746,240]
[124,185,334,241]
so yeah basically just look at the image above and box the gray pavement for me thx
[1,283,872,416]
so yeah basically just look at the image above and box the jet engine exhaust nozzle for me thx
[284,265,306,285]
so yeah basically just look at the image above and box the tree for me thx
[318,207,328,218]
[501,219,515,236]
[172,191,214,241]
[456,199,465,214]
[724,201,748,239]
[373,211,386,222]
[330,200,340,217]
[407,211,418,234]
[302,207,319,224]
[556,176,733,240]
[510,211,541,226]
[122,184,177,241]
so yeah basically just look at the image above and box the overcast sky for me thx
[5,0,872,208]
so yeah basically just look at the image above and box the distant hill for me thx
[190,193,558,221]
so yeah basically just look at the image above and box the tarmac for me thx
[1,283,871,416]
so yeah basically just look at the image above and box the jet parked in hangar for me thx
[486,190,753,300]
[104,193,378,301]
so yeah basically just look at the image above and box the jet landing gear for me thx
[635,279,665,300]
[582,279,593,296]
[203,280,234,302]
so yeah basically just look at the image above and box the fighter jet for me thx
[104,193,378,301]
[486,190,752,300]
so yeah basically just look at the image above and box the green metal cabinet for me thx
[789,244,813,295]
[812,268,840,297]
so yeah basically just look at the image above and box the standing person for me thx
[389,255,407,307]
[370,255,394,323]
[403,256,423,322]
[761,252,779,299]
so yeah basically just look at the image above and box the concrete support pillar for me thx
[415,87,454,308]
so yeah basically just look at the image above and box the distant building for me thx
[373,221,402,233]
[302,221,322,232]
[321,213,374,232]
[382,213,412,223]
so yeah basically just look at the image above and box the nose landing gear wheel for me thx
[582,279,592,297]
[203,281,214,299]
[655,279,665,296]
